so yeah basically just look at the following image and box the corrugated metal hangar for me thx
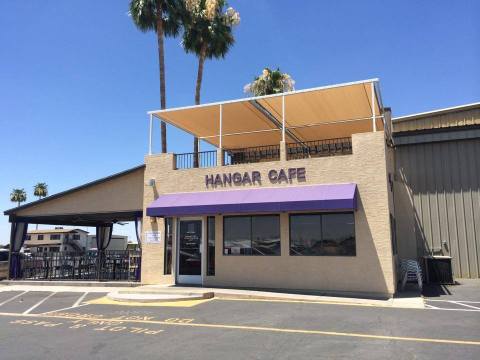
[392,103,480,278]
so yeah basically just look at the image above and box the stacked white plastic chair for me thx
[400,259,423,291]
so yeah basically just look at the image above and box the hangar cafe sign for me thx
[205,167,306,188]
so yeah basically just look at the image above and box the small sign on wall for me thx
[144,231,162,244]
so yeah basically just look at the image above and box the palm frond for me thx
[129,0,182,36]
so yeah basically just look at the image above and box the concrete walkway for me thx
[0,281,425,308]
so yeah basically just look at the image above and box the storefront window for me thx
[164,218,173,274]
[207,216,215,275]
[290,212,355,256]
[223,215,280,256]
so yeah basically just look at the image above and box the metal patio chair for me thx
[400,259,423,291]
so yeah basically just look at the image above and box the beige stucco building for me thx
[138,79,397,298]
[142,131,396,297]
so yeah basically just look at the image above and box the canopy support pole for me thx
[217,104,224,166]
[282,95,286,142]
[148,114,153,155]
[371,82,376,132]
[219,104,223,149]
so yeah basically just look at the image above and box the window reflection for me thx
[224,215,280,256]
[290,213,355,256]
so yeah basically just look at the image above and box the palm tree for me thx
[181,0,240,166]
[10,189,27,207]
[33,183,48,230]
[129,0,182,153]
[243,68,295,96]
[34,182,48,200]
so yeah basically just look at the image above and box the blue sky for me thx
[0,0,479,244]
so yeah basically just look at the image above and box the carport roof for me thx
[4,165,145,226]
[4,165,145,215]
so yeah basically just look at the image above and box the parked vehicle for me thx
[0,249,9,279]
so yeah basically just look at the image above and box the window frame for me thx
[207,216,215,276]
[289,211,356,257]
[164,217,173,275]
[223,214,281,256]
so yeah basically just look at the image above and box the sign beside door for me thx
[144,231,162,244]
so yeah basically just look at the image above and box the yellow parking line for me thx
[86,296,212,307]
[0,311,479,346]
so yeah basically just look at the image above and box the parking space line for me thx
[40,303,90,315]
[22,292,56,315]
[72,292,88,308]
[425,299,480,312]
[1,312,479,346]
[451,301,480,310]
[0,291,29,307]
[427,299,480,303]
[425,307,480,312]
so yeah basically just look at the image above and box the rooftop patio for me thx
[148,79,390,169]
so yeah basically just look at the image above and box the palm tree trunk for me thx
[36,196,40,230]
[156,0,167,153]
[193,45,207,168]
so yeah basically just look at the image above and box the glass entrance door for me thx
[177,219,202,284]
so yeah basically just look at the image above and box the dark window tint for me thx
[224,215,280,256]
[178,220,202,275]
[289,214,322,255]
[224,216,252,255]
[0,252,8,261]
[37,235,44,240]
[207,216,215,276]
[50,234,61,240]
[164,218,173,275]
[251,216,281,255]
[290,213,355,256]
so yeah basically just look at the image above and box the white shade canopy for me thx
[150,79,384,149]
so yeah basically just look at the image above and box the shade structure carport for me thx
[3,165,145,280]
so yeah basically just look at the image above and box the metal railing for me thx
[21,250,141,281]
[174,150,217,169]
[287,137,352,160]
[224,144,280,165]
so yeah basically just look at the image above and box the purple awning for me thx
[146,183,357,217]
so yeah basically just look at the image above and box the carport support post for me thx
[282,95,286,142]
[280,95,287,161]
[217,104,224,166]
[7,222,15,280]
[371,82,376,132]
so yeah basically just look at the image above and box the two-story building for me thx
[141,79,397,298]
[25,228,88,253]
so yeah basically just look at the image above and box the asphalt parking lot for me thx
[0,287,479,360]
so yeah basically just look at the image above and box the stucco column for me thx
[279,141,287,162]
[216,148,224,166]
